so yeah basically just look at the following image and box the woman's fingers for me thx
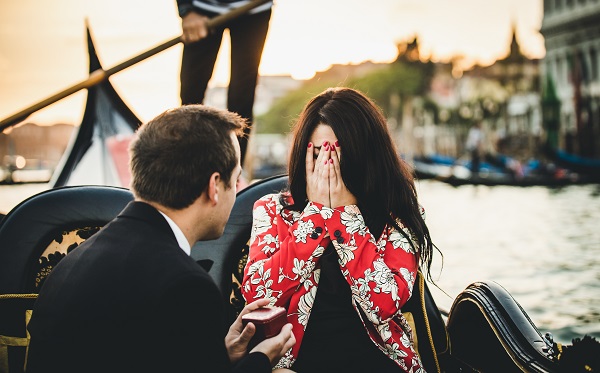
[306,142,314,176]
[307,141,330,205]
[320,142,331,179]
[329,146,339,193]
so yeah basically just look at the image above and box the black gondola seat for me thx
[447,281,557,373]
[0,185,133,373]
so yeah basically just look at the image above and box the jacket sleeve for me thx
[322,204,420,324]
[176,0,194,17]
[242,194,330,306]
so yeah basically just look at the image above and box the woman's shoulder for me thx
[259,191,292,201]
[255,191,293,207]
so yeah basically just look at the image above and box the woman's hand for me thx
[329,142,357,208]
[306,141,332,207]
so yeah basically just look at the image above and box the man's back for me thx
[26,201,230,373]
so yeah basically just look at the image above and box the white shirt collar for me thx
[158,211,191,256]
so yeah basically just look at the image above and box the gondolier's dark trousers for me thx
[180,9,272,165]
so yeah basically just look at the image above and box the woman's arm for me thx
[323,205,419,323]
[241,194,330,306]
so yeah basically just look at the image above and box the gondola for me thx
[0,25,141,188]
[49,26,142,188]
[541,143,600,181]
[411,153,588,187]
[1,7,597,372]
[2,173,598,373]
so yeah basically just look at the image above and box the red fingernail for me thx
[308,142,312,148]
[329,159,333,164]
[335,141,339,147]
[324,144,329,151]
[323,141,329,146]
[324,159,328,165]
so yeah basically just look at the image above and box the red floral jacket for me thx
[241,193,425,372]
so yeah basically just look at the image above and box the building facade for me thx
[541,0,600,157]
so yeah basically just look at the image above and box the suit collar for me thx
[118,201,175,240]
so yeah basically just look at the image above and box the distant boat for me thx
[0,27,140,188]
[49,26,142,188]
[541,143,600,181]
[411,153,588,187]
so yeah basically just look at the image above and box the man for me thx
[177,0,273,170]
[26,105,295,373]
[465,121,484,176]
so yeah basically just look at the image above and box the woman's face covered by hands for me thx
[305,124,356,208]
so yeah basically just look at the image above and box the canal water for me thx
[1,180,599,344]
[415,180,600,344]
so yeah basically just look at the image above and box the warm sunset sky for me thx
[0,0,544,126]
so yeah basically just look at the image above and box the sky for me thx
[0,0,544,127]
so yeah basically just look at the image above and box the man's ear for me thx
[207,172,220,205]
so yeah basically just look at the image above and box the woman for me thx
[242,87,435,372]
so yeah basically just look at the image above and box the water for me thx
[416,180,600,344]
[2,180,599,344]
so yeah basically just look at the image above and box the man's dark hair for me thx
[129,104,246,209]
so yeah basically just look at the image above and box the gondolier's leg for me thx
[180,26,224,105]
[228,9,271,165]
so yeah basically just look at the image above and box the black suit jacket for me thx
[26,201,269,373]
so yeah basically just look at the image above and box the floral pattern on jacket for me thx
[242,193,425,371]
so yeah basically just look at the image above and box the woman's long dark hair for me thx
[286,87,436,279]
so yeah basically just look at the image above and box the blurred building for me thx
[541,0,600,157]
[204,74,302,116]
[461,26,542,157]
[204,74,302,178]
[0,123,74,171]
[464,26,540,95]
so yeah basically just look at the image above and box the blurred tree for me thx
[256,39,437,134]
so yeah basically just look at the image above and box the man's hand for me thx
[181,12,209,44]
[250,323,295,366]
[225,299,295,366]
[225,298,270,364]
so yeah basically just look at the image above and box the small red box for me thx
[241,306,288,348]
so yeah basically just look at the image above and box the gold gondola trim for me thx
[0,294,37,373]
[418,271,443,373]
[0,294,38,299]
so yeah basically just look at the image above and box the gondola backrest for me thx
[0,185,133,294]
[447,281,557,372]
[191,174,289,322]
[0,185,133,373]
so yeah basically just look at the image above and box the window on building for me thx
[556,56,563,85]
[566,52,573,83]
[576,51,587,82]
[591,48,599,81]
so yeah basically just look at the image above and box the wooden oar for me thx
[0,0,270,132]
